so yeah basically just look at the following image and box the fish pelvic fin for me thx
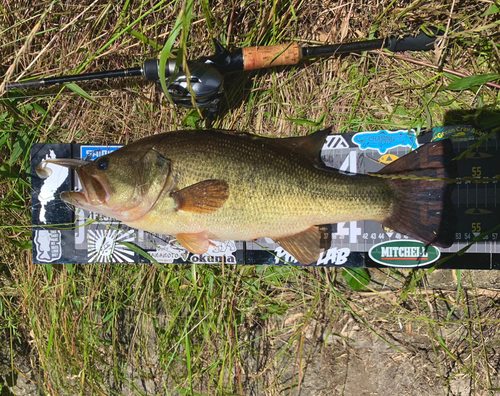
[376,139,457,248]
[176,232,210,254]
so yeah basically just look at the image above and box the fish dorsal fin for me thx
[224,127,331,165]
[176,232,209,254]
[274,225,325,265]
[172,180,229,214]
[271,127,332,164]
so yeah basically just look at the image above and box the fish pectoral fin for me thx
[176,232,210,254]
[172,180,229,214]
[274,226,324,265]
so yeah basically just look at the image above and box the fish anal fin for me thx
[378,140,457,247]
[176,232,209,254]
[172,180,229,214]
[274,226,324,265]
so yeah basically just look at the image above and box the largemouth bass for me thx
[36,129,456,264]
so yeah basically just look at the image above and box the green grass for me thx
[1,0,500,394]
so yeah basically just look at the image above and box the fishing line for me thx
[368,173,500,184]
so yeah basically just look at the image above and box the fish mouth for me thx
[36,158,110,211]
[60,190,93,211]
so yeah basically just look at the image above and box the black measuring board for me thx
[452,141,499,245]
[31,126,500,268]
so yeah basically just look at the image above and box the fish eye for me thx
[96,157,109,171]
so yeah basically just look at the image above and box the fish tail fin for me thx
[377,140,457,247]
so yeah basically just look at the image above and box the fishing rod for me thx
[3,29,440,110]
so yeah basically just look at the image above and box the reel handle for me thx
[142,58,224,109]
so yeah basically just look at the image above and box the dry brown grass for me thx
[1,0,500,394]
[2,0,496,143]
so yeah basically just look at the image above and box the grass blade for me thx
[442,74,500,91]
[64,83,97,104]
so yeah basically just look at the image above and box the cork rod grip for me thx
[242,43,302,70]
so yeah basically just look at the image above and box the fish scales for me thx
[38,129,455,264]
[127,130,394,240]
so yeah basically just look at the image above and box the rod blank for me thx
[5,67,143,91]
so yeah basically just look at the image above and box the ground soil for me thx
[3,269,499,395]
